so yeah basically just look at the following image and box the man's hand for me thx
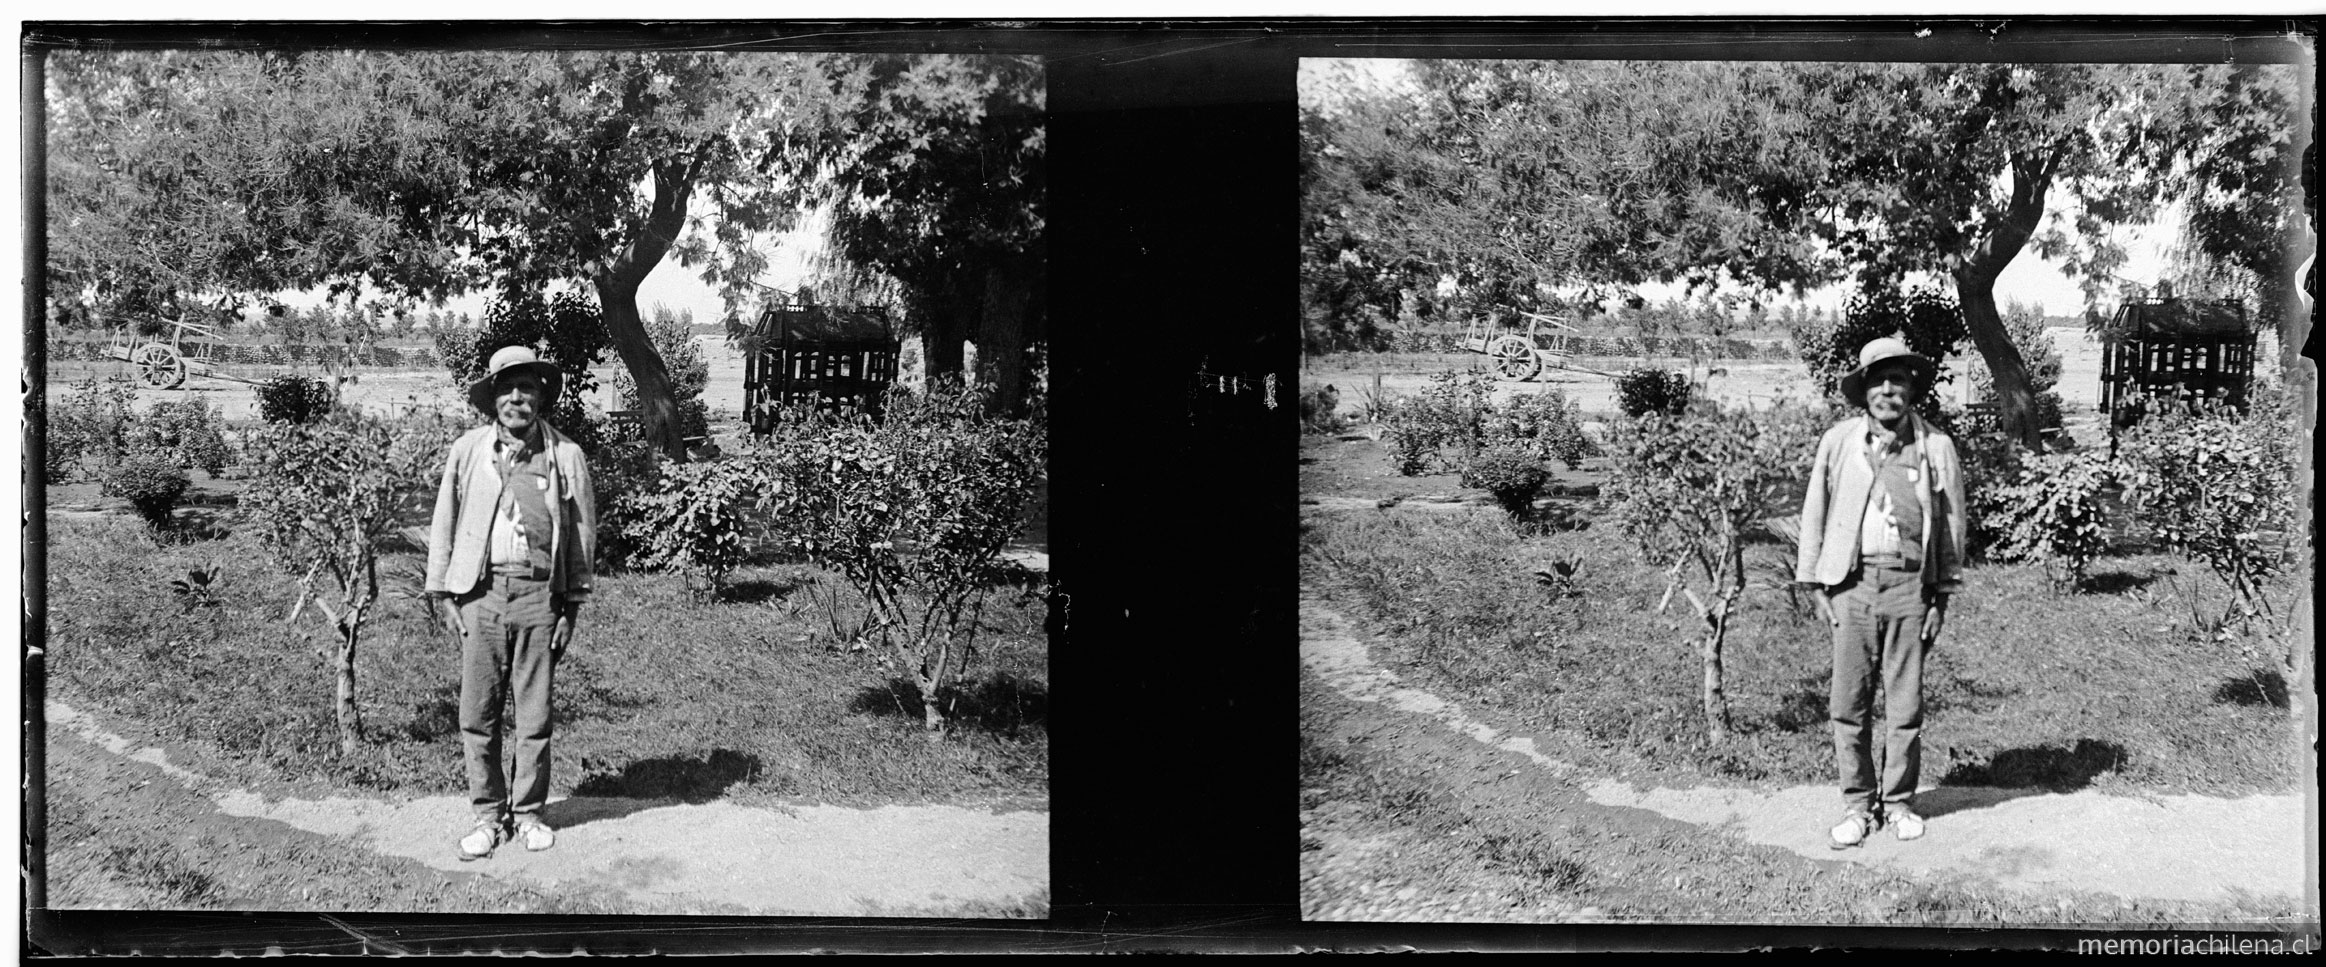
[1921,594,1948,643]
[551,602,579,660]
[1811,586,1840,628]
[437,593,467,638]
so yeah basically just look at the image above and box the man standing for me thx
[1796,337,1967,849]
[426,346,597,860]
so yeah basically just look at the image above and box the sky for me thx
[1300,57,2186,321]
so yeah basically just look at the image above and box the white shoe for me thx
[516,818,556,852]
[458,820,505,861]
[1829,810,1875,850]
[1889,805,1926,841]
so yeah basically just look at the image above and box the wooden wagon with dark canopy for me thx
[735,295,903,435]
[2097,296,2256,436]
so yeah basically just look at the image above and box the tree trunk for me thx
[597,275,683,459]
[593,156,696,460]
[1955,151,2057,450]
[978,261,1031,416]
[335,621,362,757]
[1699,626,1729,745]
[921,276,975,389]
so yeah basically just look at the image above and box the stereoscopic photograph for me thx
[1297,53,2315,929]
[33,41,1050,920]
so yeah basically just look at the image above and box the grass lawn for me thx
[40,507,1049,812]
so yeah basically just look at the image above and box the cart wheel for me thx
[134,343,187,389]
[1489,336,1542,381]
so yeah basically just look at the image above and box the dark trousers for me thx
[1829,562,1932,813]
[457,570,558,824]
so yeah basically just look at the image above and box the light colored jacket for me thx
[1795,413,1966,595]
[425,422,597,600]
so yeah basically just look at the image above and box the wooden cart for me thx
[1458,311,1580,381]
[102,316,228,389]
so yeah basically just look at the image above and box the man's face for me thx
[494,371,546,433]
[1862,360,1918,423]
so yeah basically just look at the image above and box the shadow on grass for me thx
[569,749,765,804]
[2213,669,2290,709]
[2077,569,2162,595]
[848,674,1048,736]
[723,577,803,605]
[1927,738,2130,817]
[1766,675,1828,733]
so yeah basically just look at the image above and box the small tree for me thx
[2115,390,2302,632]
[1607,402,1825,743]
[760,378,1047,732]
[1983,450,2120,592]
[244,409,456,755]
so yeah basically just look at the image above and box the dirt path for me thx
[1301,598,2309,909]
[47,700,1048,916]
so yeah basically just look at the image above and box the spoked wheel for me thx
[134,343,187,389]
[1489,336,1542,381]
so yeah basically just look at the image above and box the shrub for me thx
[1613,368,1692,418]
[620,454,765,600]
[759,378,1048,732]
[1983,449,2120,592]
[1461,443,1551,519]
[1492,386,1592,469]
[131,398,236,477]
[257,375,334,425]
[48,374,137,482]
[1939,404,2030,560]
[243,408,450,756]
[110,450,191,529]
[1380,370,1494,475]
[1605,402,1825,743]
[2115,389,2302,624]
[589,440,665,571]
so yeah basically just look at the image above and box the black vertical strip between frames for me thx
[22,46,53,913]
[1047,37,1298,923]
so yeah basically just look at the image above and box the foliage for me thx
[168,563,222,614]
[1605,402,1826,743]
[241,408,457,755]
[2114,390,2303,631]
[617,455,766,600]
[450,291,610,404]
[46,49,864,456]
[757,378,1048,731]
[1940,404,2030,560]
[1613,368,1693,418]
[1460,443,1551,519]
[1299,384,1345,435]
[1380,370,1493,475]
[587,439,666,571]
[47,374,137,483]
[257,374,334,425]
[128,398,235,477]
[612,304,708,407]
[802,54,1045,404]
[1488,387,1593,470]
[1982,450,2121,592]
[109,450,191,529]
[1298,60,1827,347]
[1793,284,1966,406]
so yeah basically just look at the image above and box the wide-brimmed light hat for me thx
[1839,336,1936,402]
[467,345,563,416]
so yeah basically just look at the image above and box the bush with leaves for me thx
[618,454,767,600]
[588,439,665,571]
[243,408,454,755]
[1982,449,2121,592]
[1792,284,1966,408]
[47,374,137,482]
[110,450,191,529]
[1613,367,1693,418]
[1490,386,1593,469]
[1460,442,1551,519]
[758,377,1048,732]
[128,397,236,477]
[1605,402,1826,743]
[258,374,335,425]
[1380,369,1494,475]
[2114,389,2302,628]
